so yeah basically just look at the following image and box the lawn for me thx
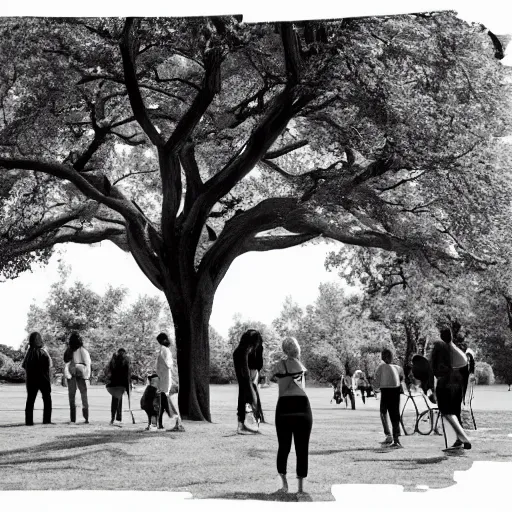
[0,383,511,501]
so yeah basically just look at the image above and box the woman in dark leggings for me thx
[271,337,312,494]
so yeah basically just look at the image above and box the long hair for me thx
[238,329,263,371]
[28,332,43,348]
[110,348,129,368]
[69,332,83,351]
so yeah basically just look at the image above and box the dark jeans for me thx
[275,395,313,478]
[26,378,52,425]
[111,395,123,422]
[380,387,401,441]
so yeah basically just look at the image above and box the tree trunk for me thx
[172,298,212,422]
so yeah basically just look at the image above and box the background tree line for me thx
[1,257,510,386]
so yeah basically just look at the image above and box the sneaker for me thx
[389,441,403,449]
[380,436,393,445]
[170,424,185,432]
[451,439,463,448]
[443,445,463,452]
[145,425,158,432]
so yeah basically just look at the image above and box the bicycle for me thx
[400,386,444,437]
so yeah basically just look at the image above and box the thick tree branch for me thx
[243,233,317,252]
[153,69,201,91]
[163,46,222,153]
[112,169,158,186]
[120,18,164,146]
[3,226,126,260]
[264,140,309,159]
[280,23,302,84]
[197,197,301,289]
[24,206,96,242]
[0,157,141,224]
[180,142,204,216]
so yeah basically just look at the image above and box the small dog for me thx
[140,373,161,430]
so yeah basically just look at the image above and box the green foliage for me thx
[303,341,344,384]
[269,282,393,382]
[209,326,233,384]
[25,263,169,381]
[479,334,512,386]
[0,353,25,382]
[475,361,495,385]
[0,343,24,362]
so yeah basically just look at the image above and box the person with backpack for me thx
[22,332,53,426]
[105,348,131,426]
[64,332,91,424]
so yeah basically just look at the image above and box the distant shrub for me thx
[303,342,344,383]
[475,362,495,385]
[0,353,25,383]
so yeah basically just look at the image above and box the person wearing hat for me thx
[22,332,53,426]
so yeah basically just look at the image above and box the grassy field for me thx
[0,382,511,501]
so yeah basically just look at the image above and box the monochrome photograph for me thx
[0,1,511,509]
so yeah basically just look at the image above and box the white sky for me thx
[0,1,511,350]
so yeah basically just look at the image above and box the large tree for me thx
[0,14,510,419]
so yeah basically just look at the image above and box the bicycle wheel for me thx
[400,397,417,435]
[417,409,434,435]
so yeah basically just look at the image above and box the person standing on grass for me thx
[22,332,53,426]
[341,371,356,409]
[233,329,265,434]
[271,337,312,495]
[105,348,131,426]
[64,332,91,424]
[373,348,404,448]
[431,328,471,450]
[356,371,369,404]
[156,333,185,432]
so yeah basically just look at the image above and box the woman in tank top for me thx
[271,337,312,495]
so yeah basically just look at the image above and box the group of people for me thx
[232,324,475,494]
[370,326,473,450]
[21,323,474,495]
[21,331,184,432]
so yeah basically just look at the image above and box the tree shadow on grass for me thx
[210,491,313,502]
[0,447,128,467]
[0,423,26,428]
[0,429,170,459]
